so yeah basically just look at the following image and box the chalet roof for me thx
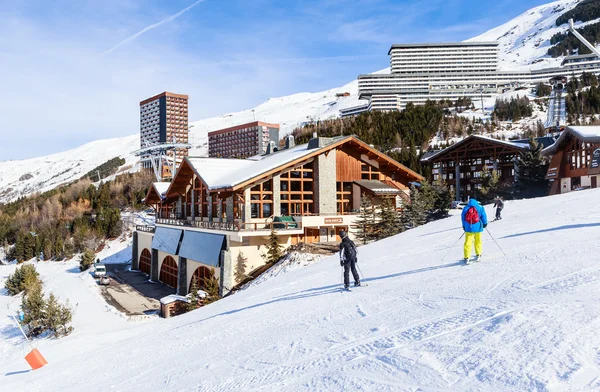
[354,180,401,195]
[509,136,557,150]
[421,135,528,162]
[145,181,171,204]
[175,136,422,193]
[542,126,600,155]
[154,182,170,196]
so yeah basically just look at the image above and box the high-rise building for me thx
[344,40,600,116]
[140,92,189,169]
[208,121,280,158]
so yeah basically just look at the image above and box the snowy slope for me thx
[0,135,140,203]
[468,0,600,70]
[2,190,600,390]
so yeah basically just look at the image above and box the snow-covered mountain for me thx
[2,188,600,390]
[468,0,600,70]
[0,0,593,203]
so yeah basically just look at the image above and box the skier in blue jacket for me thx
[461,198,488,263]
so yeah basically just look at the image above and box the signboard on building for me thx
[324,217,343,224]
[591,148,600,169]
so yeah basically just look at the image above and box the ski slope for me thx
[2,189,600,391]
[469,0,600,70]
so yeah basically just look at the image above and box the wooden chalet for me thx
[422,135,529,201]
[133,135,423,297]
[543,126,600,195]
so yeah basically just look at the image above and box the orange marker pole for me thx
[11,314,48,370]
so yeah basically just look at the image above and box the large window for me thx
[361,164,380,180]
[336,182,353,214]
[280,162,314,216]
[250,180,273,218]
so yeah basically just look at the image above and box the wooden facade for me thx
[543,126,600,195]
[422,135,526,201]
[145,136,423,234]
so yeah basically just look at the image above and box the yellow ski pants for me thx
[463,232,482,259]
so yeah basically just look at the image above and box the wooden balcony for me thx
[155,218,302,232]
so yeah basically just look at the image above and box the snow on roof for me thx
[189,136,349,189]
[422,135,528,162]
[542,126,600,155]
[153,182,170,196]
[354,180,401,194]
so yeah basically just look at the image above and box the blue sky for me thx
[0,0,553,160]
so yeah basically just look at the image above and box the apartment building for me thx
[134,134,422,297]
[208,121,280,158]
[140,92,189,170]
[345,41,600,115]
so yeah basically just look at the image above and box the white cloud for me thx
[100,0,209,56]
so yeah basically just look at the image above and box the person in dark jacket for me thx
[493,196,504,220]
[339,230,360,289]
[461,198,488,263]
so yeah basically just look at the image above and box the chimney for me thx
[285,135,295,149]
[266,140,277,155]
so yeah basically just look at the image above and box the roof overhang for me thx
[421,135,528,163]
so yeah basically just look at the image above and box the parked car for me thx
[94,264,107,278]
[451,201,467,209]
[99,276,111,286]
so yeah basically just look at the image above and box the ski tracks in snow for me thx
[200,306,515,391]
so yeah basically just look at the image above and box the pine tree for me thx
[79,248,95,271]
[263,228,283,264]
[402,185,428,229]
[44,293,73,338]
[516,137,550,198]
[21,284,46,338]
[234,251,249,284]
[353,194,375,244]
[376,196,402,239]
[479,167,501,203]
[5,264,41,296]
[186,278,202,311]
[203,269,220,305]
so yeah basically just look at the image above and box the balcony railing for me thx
[155,218,302,232]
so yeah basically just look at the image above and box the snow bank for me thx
[2,188,600,390]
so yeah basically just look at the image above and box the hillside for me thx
[2,190,600,390]
[0,0,595,203]
[469,0,600,70]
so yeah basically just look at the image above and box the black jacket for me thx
[339,236,357,261]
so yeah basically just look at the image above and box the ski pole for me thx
[485,227,506,256]
[442,231,465,261]
[356,263,366,281]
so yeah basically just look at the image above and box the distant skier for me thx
[461,198,488,263]
[493,196,504,220]
[339,230,360,290]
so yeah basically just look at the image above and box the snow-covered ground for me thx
[2,189,600,390]
[468,0,600,70]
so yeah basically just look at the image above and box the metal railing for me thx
[155,218,302,232]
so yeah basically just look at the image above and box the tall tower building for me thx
[139,92,189,170]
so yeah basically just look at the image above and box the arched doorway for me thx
[159,256,178,289]
[139,249,151,275]
[189,266,213,293]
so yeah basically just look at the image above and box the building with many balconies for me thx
[140,92,189,174]
[208,121,280,158]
